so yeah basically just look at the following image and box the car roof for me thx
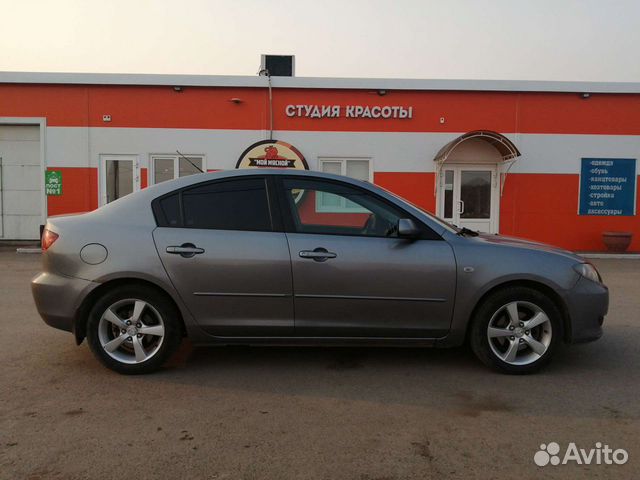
[141,168,372,196]
[96,168,372,216]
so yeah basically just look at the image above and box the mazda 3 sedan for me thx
[32,169,608,374]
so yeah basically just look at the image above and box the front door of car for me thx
[278,177,457,338]
[152,177,294,336]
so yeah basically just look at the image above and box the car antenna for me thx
[176,150,204,173]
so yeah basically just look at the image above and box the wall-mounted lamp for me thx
[377,89,387,96]
[173,86,183,92]
[229,98,243,104]
[581,92,590,99]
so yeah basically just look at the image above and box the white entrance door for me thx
[439,165,499,233]
[100,155,140,205]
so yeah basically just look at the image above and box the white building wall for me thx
[45,127,640,176]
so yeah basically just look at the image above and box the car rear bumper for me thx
[31,272,99,333]
[564,276,609,344]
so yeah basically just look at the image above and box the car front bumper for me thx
[31,272,99,334]
[564,276,609,344]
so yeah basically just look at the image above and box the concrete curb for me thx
[16,248,42,254]
[581,253,640,259]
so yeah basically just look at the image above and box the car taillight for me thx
[41,229,59,251]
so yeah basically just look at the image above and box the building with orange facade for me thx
[0,71,638,251]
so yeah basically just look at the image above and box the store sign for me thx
[45,170,62,196]
[236,140,308,169]
[579,158,636,216]
[285,104,413,119]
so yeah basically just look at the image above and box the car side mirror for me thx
[397,218,420,238]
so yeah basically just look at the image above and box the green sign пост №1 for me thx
[45,170,62,196]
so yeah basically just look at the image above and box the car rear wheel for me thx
[86,285,182,374]
[470,287,562,374]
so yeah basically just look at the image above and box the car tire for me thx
[469,286,563,374]
[86,285,182,374]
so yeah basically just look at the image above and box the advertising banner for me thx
[579,158,636,216]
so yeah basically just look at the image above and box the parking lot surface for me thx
[1,251,638,479]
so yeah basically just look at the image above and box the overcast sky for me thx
[2,0,639,82]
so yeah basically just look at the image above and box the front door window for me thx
[282,178,410,238]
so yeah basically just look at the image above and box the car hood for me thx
[473,233,585,262]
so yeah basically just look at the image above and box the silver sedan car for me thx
[32,169,608,374]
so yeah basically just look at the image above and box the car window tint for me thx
[159,193,180,227]
[182,178,272,231]
[282,178,404,237]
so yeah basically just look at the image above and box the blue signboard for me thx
[579,158,637,216]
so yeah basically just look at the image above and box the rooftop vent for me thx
[259,55,295,77]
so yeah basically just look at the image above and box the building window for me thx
[151,154,204,184]
[317,158,372,212]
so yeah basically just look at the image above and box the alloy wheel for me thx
[486,301,552,366]
[97,299,165,364]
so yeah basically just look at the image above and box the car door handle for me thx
[166,243,204,258]
[299,248,337,262]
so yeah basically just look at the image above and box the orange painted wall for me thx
[46,167,98,216]
[140,168,148,189]
[500,174,640,251]
[2,84,640,134]
[374,172,436,212]
[47,167,148,215]
[5,83,636,251]
[43,168,639,252]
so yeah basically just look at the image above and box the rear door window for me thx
[182,178,272,231]
[154,177,273,231]
[158,193,180,227]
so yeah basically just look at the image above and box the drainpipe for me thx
[259,68,274,141]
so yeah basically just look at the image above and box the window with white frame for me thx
[151,154,205,184]
[317,158,372,212]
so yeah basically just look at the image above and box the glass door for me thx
[459,169,493,232]
[101,155,139,205]
[439,165,498,233]
[441,169,456,225]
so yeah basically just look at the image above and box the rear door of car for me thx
[276,176,457,338]
[152,176,294,336]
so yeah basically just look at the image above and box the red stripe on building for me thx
[501,174,640,251]
[374,172,436,212]
[46,167,98,216]
[43,167,640,251]
[3,85,640,134]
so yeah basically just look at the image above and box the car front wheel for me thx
[86,285,182,374]
[470,287,562,374]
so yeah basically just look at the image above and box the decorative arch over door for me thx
[433,131,521,234]
[433,130,521,196]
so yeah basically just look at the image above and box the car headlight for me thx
[573,263,602,283]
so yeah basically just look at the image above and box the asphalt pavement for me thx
[0,252,638,479]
